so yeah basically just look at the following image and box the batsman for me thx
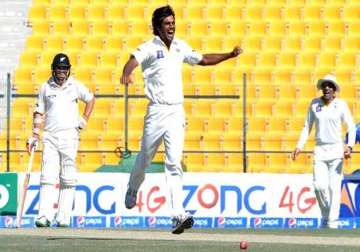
[26,53,95,227]
[120,5,241,234]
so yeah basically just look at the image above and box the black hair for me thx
[151,5,175,36]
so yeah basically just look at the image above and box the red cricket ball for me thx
[240,240,248,250]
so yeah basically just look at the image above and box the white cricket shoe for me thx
[35,216,51,228]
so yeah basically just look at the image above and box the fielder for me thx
[120,5,242,234]
[26,53,95,227]
[291,74,356,229]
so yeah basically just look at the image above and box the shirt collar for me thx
[154,36,177,48]
[48,76,72,89]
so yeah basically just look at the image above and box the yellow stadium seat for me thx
[323,5,342,21]
[84,35,105,51]
[183,5,205,21]
[128,21,152,36]
[327,21,346,36]
[13,67,33,91]
[87,4,106,21]
[68,5,87,21]
[70,20,90,35]
[282,5,302,21]
[107,4,126,20]
[272,100,294,117]
[183,153,204,172]
[43,35,64,51]
[266,21,286,36]
[124,5,146,20]
[90,21,109,36]
[51,20,71,34]
[281,36,302,52]
[336,51,357,68]
[98,51,120,67]
[247,153,267,173]
[302,5,322,21]
[73,67,94,87]
[256,52,276,68]
[343,4,360,22]
[109,20,130,36]
[33,66,50,85]
[243,5,262,20]
[63,35,85,51]
[276,52,297,68]
[296,52,317,68]
[31,20,51,35]
[261,36,282,52]
[242,36,262,51]
[47,4,67,21]
[227,20,247,36]
[285,21,307,36]
[204,5,224,20]
[224,153,243,172]
[25,35,45,51]
[263,6,282,21]
[78,51,99,67]
[28,4,47,22]
[316,52,337,68]
[19,51,39,67]
[322,35,342,52]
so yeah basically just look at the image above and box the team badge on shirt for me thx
[156,50,164,59]
[316,105,322,112]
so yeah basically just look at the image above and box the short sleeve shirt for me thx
[132,36,202,105]
[35,76,94,133]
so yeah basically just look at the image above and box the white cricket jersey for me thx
[132,36,203,105]
[296,97,356,160]
[35,76,94,133]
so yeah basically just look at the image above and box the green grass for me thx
[0,228,359,252]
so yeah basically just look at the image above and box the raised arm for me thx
[120,55,139,85]
[198,46,242,66]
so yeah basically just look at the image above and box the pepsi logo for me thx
[4,216,14,227]
[76,216,85,226]
[114,216,122,226]
[217,217,225,226]
[148,216,156,226]
[253,217,262,227]
[288,218,297,228]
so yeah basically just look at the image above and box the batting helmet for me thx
[51,53,71,70]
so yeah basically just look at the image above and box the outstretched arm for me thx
[120,55,139,85]
[198,46,242,66]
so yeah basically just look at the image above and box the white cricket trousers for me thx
[313,158,343,225]
[38,130,79,223]
[128,103,186,218]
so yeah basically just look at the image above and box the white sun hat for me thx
[317,74,340,92]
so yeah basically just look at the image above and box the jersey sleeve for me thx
[342,101,356,147]
[132,43,149,65]
[34,84,46,114]
[182,41,203,65]
[296,102,314,150]
[77,81,94,102]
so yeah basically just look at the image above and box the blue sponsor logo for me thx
[193,217,212,228]
[250,217,283,228]
[338,218,355,229]
[145,216,172,228]
[0,216,15,228]
[110,216,144,228]
[73,216,106,228]
[284,218,318,229]
[214,217,247,228]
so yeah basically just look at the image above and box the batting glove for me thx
[26,135,39,154]
[78,116,87,130]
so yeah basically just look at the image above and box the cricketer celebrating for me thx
[120,5,241,234]
[292,74,356,229]
[26,53,95,227]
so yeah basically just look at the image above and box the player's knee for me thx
[165,161,183,175]
[60,160,77,187]
[40,173,57,185]
[313,181,327,192]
